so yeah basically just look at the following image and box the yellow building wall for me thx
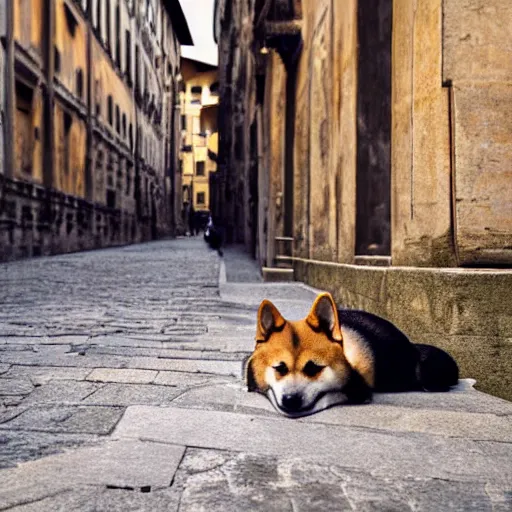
[194,180,209,209]
[278,0,357,263]
[53,103,87,197]
[14,0,44,52]
[14,86,44,184]
[179,61,219,212]
[92,40,136,147]
[54,0,87,101]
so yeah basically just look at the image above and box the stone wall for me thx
[215,0,512,400]
[0,174,142,260]
[295,259,512,402]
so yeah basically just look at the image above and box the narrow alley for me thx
[0,239,511,510]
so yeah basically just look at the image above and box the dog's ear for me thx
[255,299,285,342]
[306,292,343,343]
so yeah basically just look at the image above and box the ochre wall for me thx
[443,0,512,265]
[264,52,286,266]
[92,40,135,148]
[14,0,44,52]
[55,0,87,101]
[392,0,454,267]
[291,0,358,263]
[53,103,87,197]
[13,0,45,184]
[14,86,44,183]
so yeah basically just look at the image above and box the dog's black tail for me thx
[414,343,459,391]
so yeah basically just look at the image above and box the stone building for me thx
[0,0,192,261]
[214,0,512,400]
[179,57,218,230]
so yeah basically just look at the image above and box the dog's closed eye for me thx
[272,362,289,377]
[302,361,325,377]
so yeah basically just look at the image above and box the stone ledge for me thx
[262,267,295,282]
[293,257,512,401]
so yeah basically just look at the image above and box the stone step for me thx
[261,267,295,282]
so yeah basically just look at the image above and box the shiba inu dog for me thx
[245,292,459,417]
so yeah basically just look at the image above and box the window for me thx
[191,86,202,95]
[64,2,78,37]
[76,68,84,97]
[96,0,102,35]
[125,30,132,83]
[196,192,205,205]
[106,189,116,208]
[15,81,34,176]
[106,0,111,52]
[181,114,186,131]
[135,45,140,90]
[63,111,73,176]
[115,105,120,133]
[126,165,132,195]
[129,123,133,149]
[54,47,61,73]
[115,3,121,65]
[209,82,219,95]
[107,96,113,125]
[122,113,127,138]
[196,161,205,176]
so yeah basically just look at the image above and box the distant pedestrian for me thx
[188,204,196,236]
[204,215,224,256]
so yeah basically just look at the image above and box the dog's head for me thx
[245,292,351,417]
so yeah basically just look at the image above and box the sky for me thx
[179,0,218,66]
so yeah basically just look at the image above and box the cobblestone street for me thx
[1,239,511,510]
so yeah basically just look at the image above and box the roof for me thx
[163,0,194,46]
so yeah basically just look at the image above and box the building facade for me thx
[0,0,192,261]
[214,0,512,400]
[179,57,218,231]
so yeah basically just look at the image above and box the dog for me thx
[245,292,459,417]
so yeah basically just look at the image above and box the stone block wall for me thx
[0,175,147,261]
[295,260,512,402]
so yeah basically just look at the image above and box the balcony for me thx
[256,0,303,68]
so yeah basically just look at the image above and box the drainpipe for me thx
[4,0,15,179]
[43,0,55,189]
[85,0,93,201]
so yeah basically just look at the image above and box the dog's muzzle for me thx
[266,389,348,418]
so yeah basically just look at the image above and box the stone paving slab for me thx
[0,366,91,386]
[0,439,185,510]
[21,381,100,405]
[113,405,512,483]
[0,431,101,470]
[0,405,125,435]
[3,487,181,512]
[172,449,510,512]
[82,383,184,406]
[86,368,158,384]
[0,238,511,510]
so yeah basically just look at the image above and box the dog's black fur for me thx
[336,309,459,402]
